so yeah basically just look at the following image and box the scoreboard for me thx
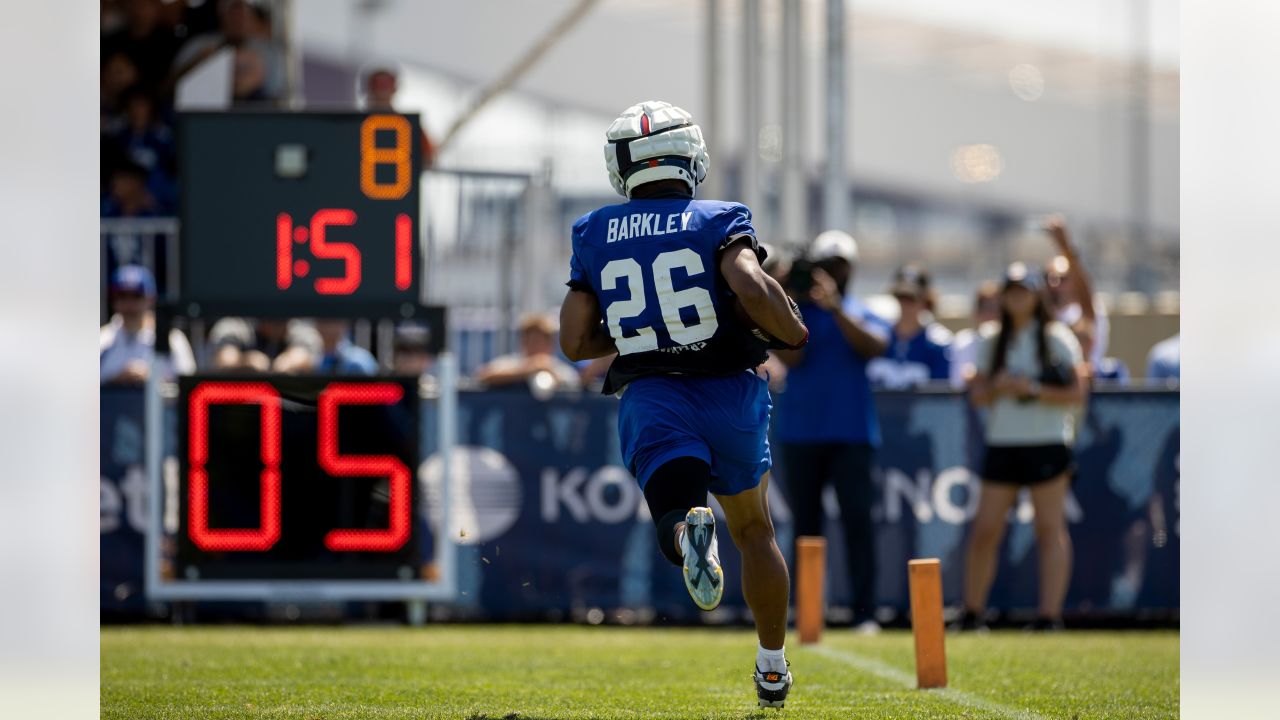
[177,112,425,318]
[147,112,457,602]
[176,377,419,581]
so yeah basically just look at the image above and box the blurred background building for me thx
[102,0,1178,376]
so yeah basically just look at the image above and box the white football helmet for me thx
[604,100,709,198]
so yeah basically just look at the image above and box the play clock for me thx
[177,112,423,318]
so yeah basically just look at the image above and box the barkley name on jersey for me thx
[568,198,769,393]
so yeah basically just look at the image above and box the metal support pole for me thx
[143,351,165,603]
[823,0,849,232]
[702,0,722,200]
[741,0,762,220]
[276,0,303,109]
[780,0,806,247]
[406,599,427,626]
[436,350,460,601]
[1128,0,1151,292]
[520,162,556,313]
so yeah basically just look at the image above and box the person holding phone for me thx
[957,261,1087,632]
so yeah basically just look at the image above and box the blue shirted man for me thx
[558,101,808,708]
[773,230,891,633]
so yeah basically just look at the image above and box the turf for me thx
[101,625,1177,719]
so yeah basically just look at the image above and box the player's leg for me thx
[714,476,792,707]
[642,456,725,610]
[1028,472,1073,627]
[961,480,1020,624]
[619,377,723,608]
[829,442,878,630]
[699,371,792,706]
[716,476,788,647]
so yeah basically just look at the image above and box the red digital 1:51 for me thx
[275,209,413,295]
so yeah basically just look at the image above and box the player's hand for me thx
[1042,214,1073,257]
[809,268,840,312]
[749,296,808,350]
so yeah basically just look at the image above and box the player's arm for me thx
[559,288,617,361]
[719,239,808,349]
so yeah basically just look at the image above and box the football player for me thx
[558,100,808,709]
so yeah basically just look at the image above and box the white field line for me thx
[808,644,1050,720]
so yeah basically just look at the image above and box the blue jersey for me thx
[567,197,768,393]
[775,297,890,446]
[867,325,951,389]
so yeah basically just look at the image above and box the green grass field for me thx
[101,625,1177,719]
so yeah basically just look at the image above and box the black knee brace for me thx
[644,456,712,566]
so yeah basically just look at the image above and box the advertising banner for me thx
[102,387,1179,619]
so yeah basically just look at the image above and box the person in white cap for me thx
[772,229,891,634]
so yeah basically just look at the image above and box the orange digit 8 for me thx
[360,114,412,200]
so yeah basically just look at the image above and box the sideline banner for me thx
[101,387,1178,618]
[100,385,150,614]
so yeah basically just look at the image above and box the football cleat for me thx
[680,507,724,611]
[753,663,793,709]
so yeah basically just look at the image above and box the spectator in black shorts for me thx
[957,262,1087,631]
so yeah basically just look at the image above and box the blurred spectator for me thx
[230,44,271,104]
[363,66,437,168]
[100,265,194,384]
[1146,334,1180,384]
[1042,215,1109,368]
[315,320,378,375]
[577,353,615,392]
[949,281,1000,388]
[474,314,580,391]
[101,0,183,95]
[392,324,437,379]
[108,86,176,212]
[1073,320,1130,385]
[101,51,141,134]
[958,262,1087,632]
[113,87,173,174]
[773,230,890,634]
[207,318,320,373]
[101,161,162,218]
[171,0,283,103]
[867,264,951,389]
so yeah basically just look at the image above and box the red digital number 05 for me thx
[187,382,413,553]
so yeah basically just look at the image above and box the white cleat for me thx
[680,507,724,611]
[753,663,793,709]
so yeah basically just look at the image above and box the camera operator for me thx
[957,262,1087,632]
[773,230,890,633]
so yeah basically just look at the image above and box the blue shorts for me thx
[618,371,773,497]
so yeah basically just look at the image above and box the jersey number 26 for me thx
[601,248,719,355]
